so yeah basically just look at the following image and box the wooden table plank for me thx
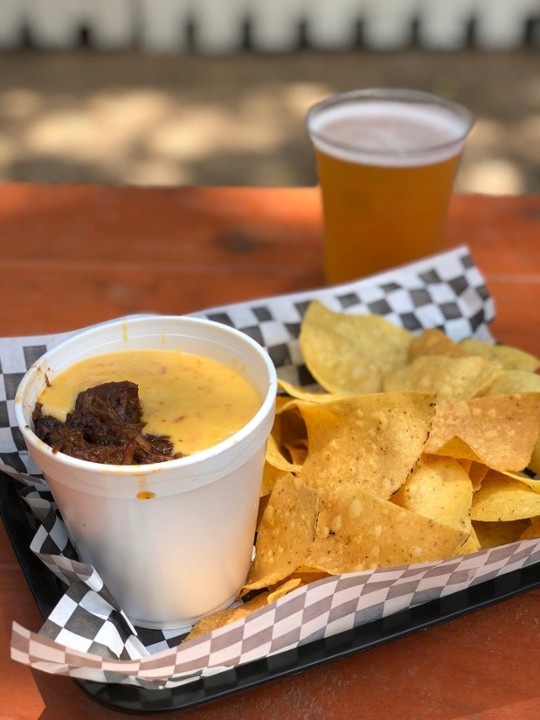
[0,186,325,335]
[445,193,540,355]
[1,187,539,355]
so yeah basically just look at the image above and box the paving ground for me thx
[0,48,539,194]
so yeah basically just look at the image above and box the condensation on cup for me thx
[306,88,474,284]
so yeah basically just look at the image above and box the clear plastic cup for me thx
[306,88,474,283]
[15,316,277,630]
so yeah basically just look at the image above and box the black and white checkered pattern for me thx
[193,247,495,387]
[10,540,540,688]
[4,245,537,689]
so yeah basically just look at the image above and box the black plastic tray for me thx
[2,470,539,714]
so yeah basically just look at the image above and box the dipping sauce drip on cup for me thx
[306,88,474,284]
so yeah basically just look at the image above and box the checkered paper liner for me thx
[2,245,539,689]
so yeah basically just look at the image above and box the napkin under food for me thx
[2,246,539,689]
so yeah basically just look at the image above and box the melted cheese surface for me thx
[38,349,262,455]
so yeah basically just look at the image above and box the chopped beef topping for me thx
[32,381,185,465]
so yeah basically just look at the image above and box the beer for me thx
[307,90,474,283]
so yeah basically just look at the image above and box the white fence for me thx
[0,0,539,53]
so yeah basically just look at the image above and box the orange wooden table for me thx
[1,184,539,720]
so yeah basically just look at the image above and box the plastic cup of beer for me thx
[306,88,474,283]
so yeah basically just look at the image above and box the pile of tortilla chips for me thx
[184,301,540,642]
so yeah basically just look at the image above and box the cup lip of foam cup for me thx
[15,315,278,492]
[306,87,475,167]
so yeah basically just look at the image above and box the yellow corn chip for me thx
[243,474,319,592]
[460,338,540,372]
[392,455,473,535]
[471,471,540,521]
[298,392,436,499]
[306,483,467,574]
[409,328,469,360]
[425,394,540,472]
[384,355,503,402]
[473,519,531,548]
[299,301,412,395]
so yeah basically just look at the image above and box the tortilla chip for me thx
[267,403,308,472]
[467,461,491,490]
[183,591,270,643]
[383,355,503,402]
[392,455,473,535]
[266,434,303,474]
[460,338,540,372]
[529,438,540,475]
[473,519,531,548]
[266,435,297,472]
[298,392,436,499]
[471,471,540,521]
[459,525,482,554]
[267,577,302,604]
[289,568,330,584]
[243,474,319,592]
[299,301,412,395]
[520,520,540,540]
[277,378,342,403]
[409,328,469,361]
[305,483,467,574]
[493,469,540,492]
[425,394,540,472]
[484,370,540,396]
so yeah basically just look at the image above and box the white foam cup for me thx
[15,316,277,630]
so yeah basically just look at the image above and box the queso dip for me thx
[38,349,262,455]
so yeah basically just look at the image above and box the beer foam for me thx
[308,100,472,167]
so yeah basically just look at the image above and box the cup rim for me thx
[306,87,475,159]
[15,314,278,476]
